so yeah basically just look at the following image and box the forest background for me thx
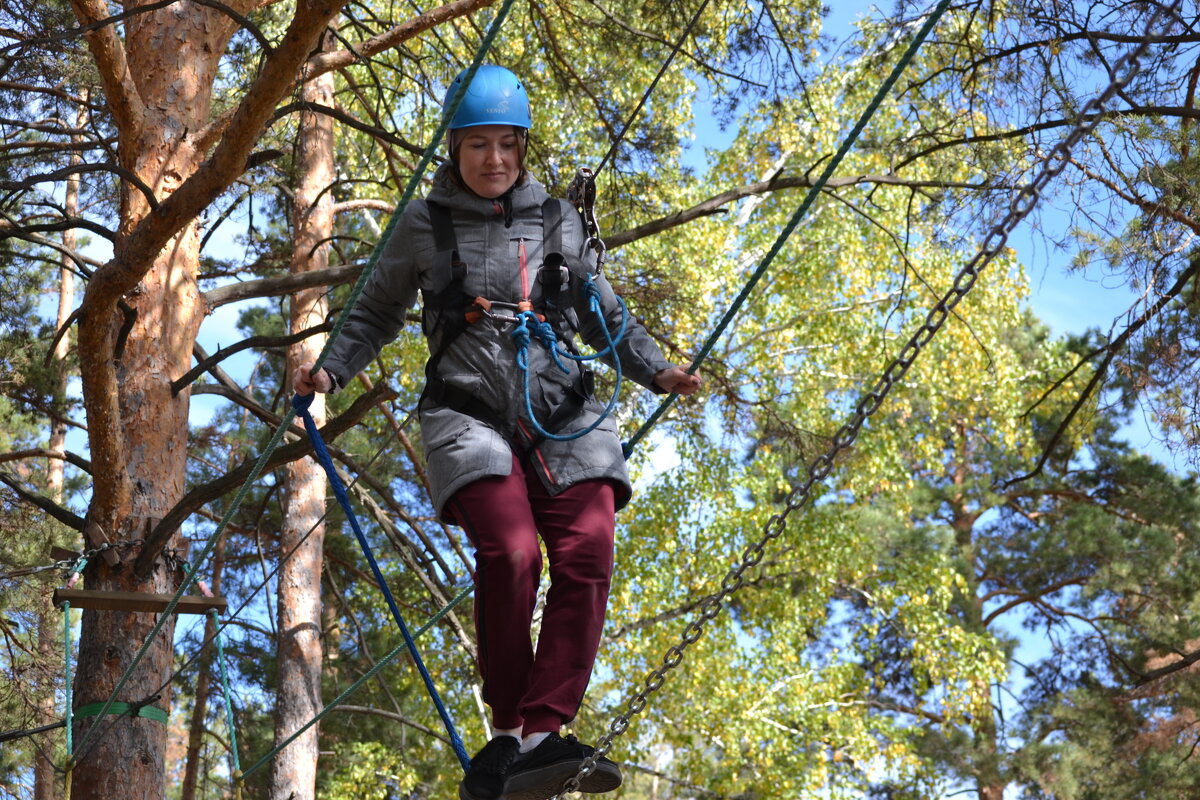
[2,1,1199,799]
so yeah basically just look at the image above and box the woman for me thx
[294,65,701,800]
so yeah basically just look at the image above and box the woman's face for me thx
[455,125,522,199]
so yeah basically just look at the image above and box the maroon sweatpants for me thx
[446,452,616,737]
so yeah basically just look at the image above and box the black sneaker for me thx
[459,735,521,800]
[503,732,622,800]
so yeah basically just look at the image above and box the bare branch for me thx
[203,262,363,308]
[1004,257,1200,488]
[0,449,92,474]
[0,471,86,531]
[65,0,145,155]
[135,380,397,574]
[171,323,334,394]
[607,171,999,248]
[307,0,499,77]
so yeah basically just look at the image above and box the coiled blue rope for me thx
[553,279,628,364]
[511,277,628,442]
[291,393,471,771]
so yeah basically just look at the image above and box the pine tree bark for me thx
[60,1,483,796]
[270,29,335,800]
[65,2,340,798]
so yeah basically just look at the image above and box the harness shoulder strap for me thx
[427,200,457,253]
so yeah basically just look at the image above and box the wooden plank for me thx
[53,589,227,615]
[50,546,80,562]
[82,522,121,567]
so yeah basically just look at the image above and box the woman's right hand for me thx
[293,363,334,395]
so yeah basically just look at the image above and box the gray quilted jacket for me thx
[323,163,672,517]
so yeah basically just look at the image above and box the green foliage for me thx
[321,741,418,799]
[4,0,1200,798]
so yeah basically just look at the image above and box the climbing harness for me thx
[419,195,628,444]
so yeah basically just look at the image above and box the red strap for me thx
[518,239,530,302]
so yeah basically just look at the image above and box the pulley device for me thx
[567,167,607,273]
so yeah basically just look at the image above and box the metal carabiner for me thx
[567,167,607,273]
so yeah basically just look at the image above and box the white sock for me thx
[519,731,551,753]
[494,727,522,741]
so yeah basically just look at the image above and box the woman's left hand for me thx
[654,366,702,396]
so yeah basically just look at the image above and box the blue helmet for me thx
[443,64,532,130]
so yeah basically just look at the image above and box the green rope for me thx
[210,610,241,773]
[62,556,86,763]
[623,0,955,456]
[239,583,474,780]
[71,0,517,765]
[62,599,73,759]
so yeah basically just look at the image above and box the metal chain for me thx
[0,539,144,582]
[556,2,1180,794]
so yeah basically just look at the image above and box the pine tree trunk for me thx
[68,4,234,797]
[950,424,1007,800]
[270,28,335,800]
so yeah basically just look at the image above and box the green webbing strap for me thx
[74,702,170,724]
[622,0,955,456]
[239,583,474,780]
[70,0,517,765]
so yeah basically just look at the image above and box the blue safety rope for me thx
[552,279,628,364]
[291,393,471,771]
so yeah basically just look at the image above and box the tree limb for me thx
[307,0,499,77]
[65,0,145,160]
[1131,646,1200,688]
[606,171,1001,248]
[1004,255,1200,488]
[0,471,86,532]
[135,381,396,574]
[896,107,1200,171]
[171,323,333,394]
[334,705,445,742]
[0,449,92,474]
[203,262,362,308]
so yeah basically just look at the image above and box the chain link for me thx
[554,4,1178,795]
[0,539,145,583]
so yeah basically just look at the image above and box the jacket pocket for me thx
[528,362,584,433]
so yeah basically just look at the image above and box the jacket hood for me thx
[426,162,549,224]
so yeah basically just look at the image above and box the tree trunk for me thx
[67,4,240,798]
[270,29,335,800]
[949,425,1006,800]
